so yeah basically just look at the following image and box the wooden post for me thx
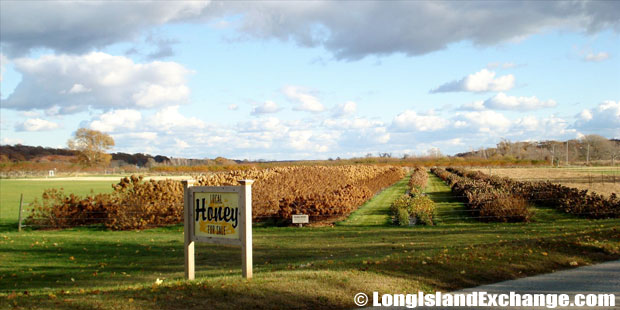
[239,179,254,279]
[18,194,23,232]
[182,180,195,280]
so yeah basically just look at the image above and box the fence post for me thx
[18,194,23,232]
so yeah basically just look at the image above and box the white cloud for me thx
[323,118,382,130]
[392,110,449,131]
[370,127,390,144]
[453,111,512,133]
[483,92,556,111]
[2,137,24,145]
[1,52,191,114]
[251,100,281,115]
[0,53,8,82]
[2,2,619,60]
[288,130,314,151]
[578,109,593,121]
[67,84,91,94]
[0,1,208,56]
[174,138,189,149]
[458,100,486,111]
[241,117,288,133]
[431,69,515,93]
[283,86,325,112]
[512,115,572,137]
[228,104,239,111]
[333,101,357,116]
[584,52,609,62]
[149,105,205,130]
[19,110,41,118]
[112,132,158,141]
[445,138,464,146]
[287,130,333,153]
[89,109,142,132]
[575,100,620,137]
[15,118,60,132]
[218,2,620,60]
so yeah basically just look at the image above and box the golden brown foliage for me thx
[195,165,405,220]
[67,128,115,167]
[28,165,405,229]
[408,167,428,193]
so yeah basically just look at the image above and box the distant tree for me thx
[427,147,442,158]
[67,128,115,167]
[580,134,613,162]
[497,138,512,157]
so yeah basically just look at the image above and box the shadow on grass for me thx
[424,190,456,203]
[4,221,619,294]
[0,221,17,233]
[4,275,351,310]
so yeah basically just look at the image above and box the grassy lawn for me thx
[338,174,410,226]
[424,173,473,225]
[1,174,619,309]
[0,180,116,229]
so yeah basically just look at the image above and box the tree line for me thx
[1,129,170,167]
[456,135,620,165]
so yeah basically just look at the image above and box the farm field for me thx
[0,180,117,228]
[1,169,619,309]
[473,166,620,197]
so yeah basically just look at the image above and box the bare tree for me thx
[580,134,613,162]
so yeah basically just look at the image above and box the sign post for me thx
[239,180,253,279]
[183,179,254,280]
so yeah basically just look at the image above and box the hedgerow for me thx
[431,168,532,222]
[446,168,619,219]
[27,165,406,229]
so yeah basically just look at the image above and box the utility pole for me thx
[551,144,555,167]
[566,140,569,166]
[586,144,590,165]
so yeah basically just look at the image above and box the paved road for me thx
[362,260,620,309]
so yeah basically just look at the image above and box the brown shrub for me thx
[27,166,406,229]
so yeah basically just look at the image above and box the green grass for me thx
[338,174,410,226]
[1,174,619,310]
[0,180,116,229]
[424,173,473,225]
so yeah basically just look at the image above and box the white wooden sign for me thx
[292,214,309,224]
[183,179,254,280]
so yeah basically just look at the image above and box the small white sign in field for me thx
[292,214,309,227]
[292,214,309,223]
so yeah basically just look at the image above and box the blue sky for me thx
[1,1,619,160]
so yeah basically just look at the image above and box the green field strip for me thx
[338,174,410,227]
[424,172,472,224]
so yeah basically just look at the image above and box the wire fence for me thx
[9,168,618,231]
